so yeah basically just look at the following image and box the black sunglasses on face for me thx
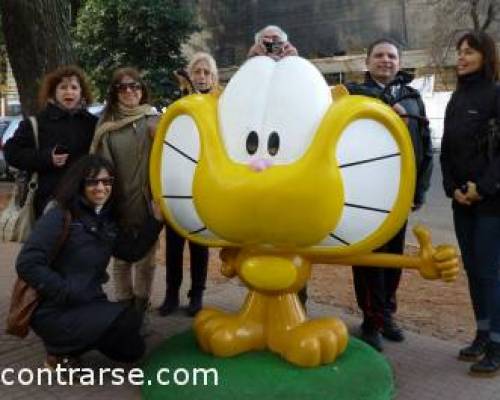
[84,177,115,187]
[115,82,142,92]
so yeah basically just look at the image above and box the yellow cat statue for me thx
[150,56,459,368]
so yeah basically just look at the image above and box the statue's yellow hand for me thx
[414,225,459,282]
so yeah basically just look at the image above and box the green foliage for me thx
[0,11,3,46]
[0,10,6,87]
[74,0,198,107]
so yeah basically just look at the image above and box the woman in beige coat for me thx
[91,67,159,323]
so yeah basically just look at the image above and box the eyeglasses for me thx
[115,82,142,93]
[84,177,115,187]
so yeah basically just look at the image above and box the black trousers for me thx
[96,307,145,362]
[53,307,144,362]
[352,223,407,330]
[165,225,209,295]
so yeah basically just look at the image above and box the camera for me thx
[263,40,284,55]
[54,144,69,155]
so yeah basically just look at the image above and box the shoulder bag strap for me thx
[49,211,71,264]
[27,117,39,190]
[28,116,39,150]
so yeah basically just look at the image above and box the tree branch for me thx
[481,2,496,31]
[470,0,481,31]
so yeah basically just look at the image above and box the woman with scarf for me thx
[91,67,159,322]
[5,65,97,218]
[441,31,500,376]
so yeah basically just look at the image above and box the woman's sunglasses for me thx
[115,82,142,93]
[84,177,115,187]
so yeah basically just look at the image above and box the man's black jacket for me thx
[346,72,433,207]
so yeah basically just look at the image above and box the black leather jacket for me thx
[346,72,433,206]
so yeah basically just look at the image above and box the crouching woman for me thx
[15,155,163,368]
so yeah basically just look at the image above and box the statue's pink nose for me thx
[249,158,273,172]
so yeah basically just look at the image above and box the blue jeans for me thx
[453,208,500,338]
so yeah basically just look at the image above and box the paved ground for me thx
[1,240,500,400]
[408,153,457,247]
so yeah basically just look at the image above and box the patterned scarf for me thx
[90,103,156,153]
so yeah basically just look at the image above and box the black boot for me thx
[158,291,179,317]
[134,297,152,336]
[359,321,383,352]
[134,297,149,314]
[186,290,203,317]
[382,318,405,342]
[470,341,500,376]
[459,330,489,362]
[118,298,134,309]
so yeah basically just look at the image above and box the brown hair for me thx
[101,67,150,121]
[38,65,93,110]
[366,37,402,59]
[456,31,499,81]
[54,154,121,222]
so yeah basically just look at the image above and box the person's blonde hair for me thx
[187,52,219,88]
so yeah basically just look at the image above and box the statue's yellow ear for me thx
[331,84,349,100]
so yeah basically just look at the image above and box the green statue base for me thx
[142,330,394,400]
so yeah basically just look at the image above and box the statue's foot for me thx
[279,318,348,367]
[194,308,265,357]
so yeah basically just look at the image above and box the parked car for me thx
[0,115,22,180]
[7,101,21,116]
[88,103,105,117]
[0,104,104,180]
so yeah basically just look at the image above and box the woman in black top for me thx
[440,31,500,376]
[158,53,218,317]
[5,65,97,218]
[15,155,163,369]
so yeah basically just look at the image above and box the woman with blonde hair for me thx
[158,52,218,317]
[92,67,159,323]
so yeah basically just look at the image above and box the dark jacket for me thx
[4,103,97,217]
[440,73,500,215]
[15,202,162,355]
[346,72,433,206]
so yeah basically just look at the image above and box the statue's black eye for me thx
[268,131,280,156]
[246,131,259,155]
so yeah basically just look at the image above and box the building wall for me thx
[196,0,408,66]
[191,0,500,67]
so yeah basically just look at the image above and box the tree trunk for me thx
[1,0,75,115]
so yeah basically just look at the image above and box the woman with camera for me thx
[15,155,163,369]
[440,31,500,376]
[247,25,298,60]
[5,65,97,219]
[91,67,159,324]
